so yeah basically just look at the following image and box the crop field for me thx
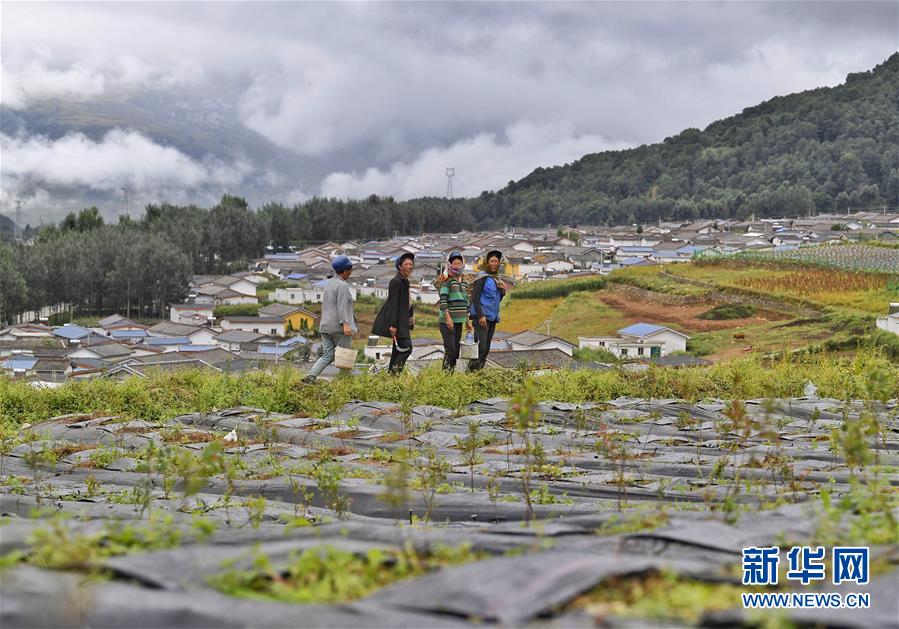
[737,244,899,274]
[666,261,899,316]
[1,358,896,627]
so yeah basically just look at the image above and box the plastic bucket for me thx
[334,346,357,370]
[460,341,478,360]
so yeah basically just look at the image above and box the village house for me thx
[0,356,38,378]
[876,303,899,336]
[273,281,358,305]
[257,303,318,332]
[485,348,575,374]
[579,322,689,359]
[503,331,576,356]
[193,285,259,306]
[67,342,134,362]
[195,275,258,298]
[212,330,277,352]
[0,323,55,342]
[148,322,217,346]
[219,315,289,337]
[169,302,215,325]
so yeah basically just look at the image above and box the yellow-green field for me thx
[496,260,899,361]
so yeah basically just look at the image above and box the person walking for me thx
[303,255,357,383]
[435,251,472,372]
[468,249,506,371]
[372,252,415,374]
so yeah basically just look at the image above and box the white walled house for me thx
[274,283,358,305]
[544,259,575,274]
[618,323,688,354]
[411,284,440,304]
[359,284,389,299]
[504,331,576,356]
[579,322,689,359]
[170,303,215,325]
[876,304,899,335]
[578,336,665,359]
[148,322,217,346]
[219,316,286,337]
[209,276,258,297]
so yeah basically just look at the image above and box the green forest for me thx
[2,54,897,324]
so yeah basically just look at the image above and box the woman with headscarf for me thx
[435,251,472,371]
[371,252,415,374]
[467,250,506,371]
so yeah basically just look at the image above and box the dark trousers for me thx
[440,322,463,371]
[388,335,412,373]
[468,319,497,371]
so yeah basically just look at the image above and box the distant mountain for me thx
[0,86,336,220]
[472,53,899,226]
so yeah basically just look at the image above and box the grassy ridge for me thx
[2,349,896,428]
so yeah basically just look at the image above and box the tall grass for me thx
[2,349,896,428]
[509,277,607,299]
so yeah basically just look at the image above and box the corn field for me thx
[736,267,892,296]
[508,276,607,300]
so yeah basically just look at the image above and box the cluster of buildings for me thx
[6,211,896,384]
[0,312,311,385]
[247,212,899,294]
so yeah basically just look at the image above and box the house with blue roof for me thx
[145,336,192,351]
[53,324,92,341]
[578,322,689,359]
[110,329,149,341]
[1,356,38,377]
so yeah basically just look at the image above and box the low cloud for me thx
[320,120,628,200]
[1,129,250,193]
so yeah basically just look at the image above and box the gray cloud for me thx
[1,1,896,220]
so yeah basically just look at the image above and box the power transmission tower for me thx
[445,168,455,199]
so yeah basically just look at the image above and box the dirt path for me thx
[597,292,789,333]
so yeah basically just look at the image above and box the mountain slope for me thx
[476,53,899,226]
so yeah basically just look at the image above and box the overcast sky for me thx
[2,1,897,222]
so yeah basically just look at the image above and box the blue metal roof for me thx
[618,257,649,266]
[53,324,92,340]
[258,345,292,355]
[285,273,307,280]
[111,329,148,339]
[279,336,309,346]
[2,357,38,370]
[177,345,218,352]
[146,336,191,345]
[618,323,666,338]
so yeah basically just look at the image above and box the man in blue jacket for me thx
[468,249,505,371]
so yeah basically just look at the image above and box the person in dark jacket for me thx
[371,252,415,374]
[467,250,506,371]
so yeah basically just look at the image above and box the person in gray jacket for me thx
[303,255,357,383]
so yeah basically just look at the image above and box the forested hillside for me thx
[487,53,899,226]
